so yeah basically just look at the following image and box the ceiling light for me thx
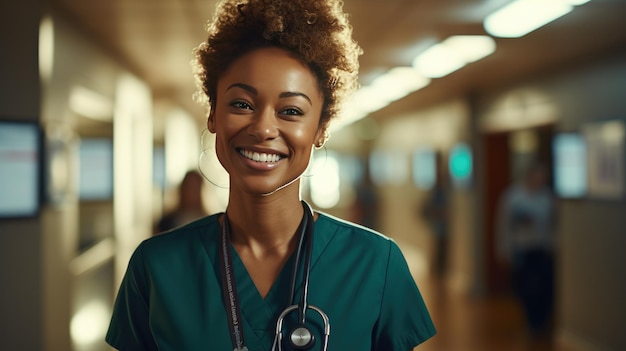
[332,67,431,131]
[412,35,496,78]
[443,35,496,63]
[39,16,54,84]
[369,67,431,104]
[484,0,578,38]
[351,86,390,114]
[566,0,591,5]
[69,86,114,121]
[413,43,465,78]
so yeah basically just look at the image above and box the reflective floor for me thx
[416,277,563,351]
[399,255,583,351]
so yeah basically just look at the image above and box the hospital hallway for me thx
[404,255,566,351]
[4,0,626,349]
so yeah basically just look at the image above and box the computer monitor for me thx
[552,132,587,198]
[412,147,436,190]
[153,145,166,189]
[0,120,42,218]
[78,138,114,201]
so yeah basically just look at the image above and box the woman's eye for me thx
[230,100,252,110]
[281,107,303,116]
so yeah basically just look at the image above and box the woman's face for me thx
[209,47,325,196]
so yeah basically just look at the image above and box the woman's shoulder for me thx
[315,211,395,250]
[140,213,221,253]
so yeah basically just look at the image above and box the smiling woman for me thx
[105,1,436,350]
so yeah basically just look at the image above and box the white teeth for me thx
[240,149,281,163]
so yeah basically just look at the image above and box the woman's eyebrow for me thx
[226,83,312,106]
[279,91,312,106]
[226,83,257,95]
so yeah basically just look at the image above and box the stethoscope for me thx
[219,201,330,351]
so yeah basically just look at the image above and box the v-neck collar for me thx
[201,212,338,350]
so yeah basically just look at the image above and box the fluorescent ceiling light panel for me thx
[333,68,430,131]
[69,86,114,121]
[444,35,496,63]
[566,0,591,5]
[351,86,390,114]
[349,67,430,115]
[412,35,496,78]
[369,67,431,103]
[413,43,465,78]
[484,0,574,38]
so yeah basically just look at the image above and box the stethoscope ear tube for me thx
[271,304,330,351]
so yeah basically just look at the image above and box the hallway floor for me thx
[414,275,569,351]
[416,281,571,351]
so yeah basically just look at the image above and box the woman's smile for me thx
[239,149,282,163]
[237,147,287,169]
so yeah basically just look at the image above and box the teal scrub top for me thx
[106,212,436,351]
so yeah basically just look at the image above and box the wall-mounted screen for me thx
[369,149,408,186]
[583,119,625,200]
[78,138,113,201]
[449,142,473,188]
[0,121,41,218]
[412,147,436,190]
[552,133,587,198]
[153,145,166,189]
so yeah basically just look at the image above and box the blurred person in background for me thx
[349,167,380,230]
[155,170,208,234]
[496,161,557,339]
[422,152,449,278]
[106,0,436,350]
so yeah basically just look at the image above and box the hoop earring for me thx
[303,146,327,178]
[198,129,230,189]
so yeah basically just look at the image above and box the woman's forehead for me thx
[218,47,323,101]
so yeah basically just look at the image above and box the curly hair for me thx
[192,0,362,129]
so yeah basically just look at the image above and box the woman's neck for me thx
[224,191,305,258]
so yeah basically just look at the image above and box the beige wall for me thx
[373,101,476,291]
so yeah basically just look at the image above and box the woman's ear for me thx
[314,127,329,149]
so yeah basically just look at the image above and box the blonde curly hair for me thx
[193,0,362,129]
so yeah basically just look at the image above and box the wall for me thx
[380,100,476,291]
[476,50,626,351]
[0,0,43,349]
[40,10,121,350]
[0,4,155,349]
[42,9,155,351]
[551,53,626,351]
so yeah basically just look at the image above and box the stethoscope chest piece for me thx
[273,304,330,351]
[289,325,315,349]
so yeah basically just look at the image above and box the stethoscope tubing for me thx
[270,202,330,351]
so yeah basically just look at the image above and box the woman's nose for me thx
[247,107,279,141]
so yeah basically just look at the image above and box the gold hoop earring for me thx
[198,129,230,189]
